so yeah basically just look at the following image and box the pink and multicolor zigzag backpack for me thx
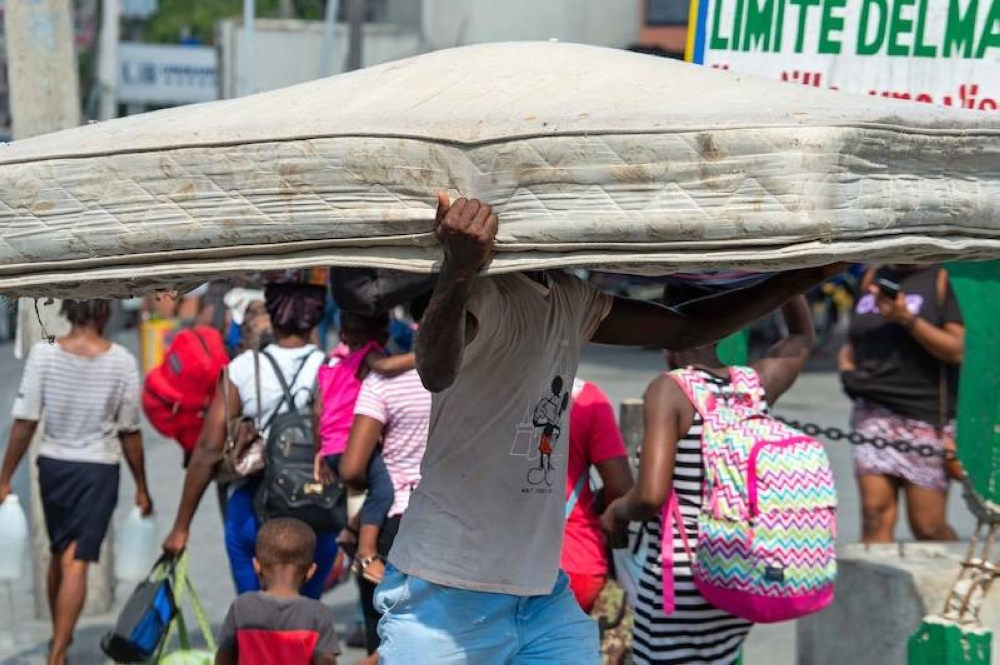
[662,366,838,623]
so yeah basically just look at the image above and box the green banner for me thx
[947,260,1000,504]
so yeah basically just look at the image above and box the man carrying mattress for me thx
[375,192,845,663]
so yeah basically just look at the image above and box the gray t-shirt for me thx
[388,272,612,595]
[218,592,340,659]
[12,341,141,465]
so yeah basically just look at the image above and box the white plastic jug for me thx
[0,495,28,580]
[115,507,159,582]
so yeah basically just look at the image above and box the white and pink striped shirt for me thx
[354,369,431,517]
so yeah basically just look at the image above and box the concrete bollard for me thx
[619,399,644,466]
[797,543,1000,665]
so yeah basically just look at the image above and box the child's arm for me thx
[312,606,340,665]
[215,605,238,665]
[368,351,416,377]
[339,415,384,489]
[601,375,691,547]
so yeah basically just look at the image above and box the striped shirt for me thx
[12,341,141,465]
[633,370,754,665]
[354,368,430,517]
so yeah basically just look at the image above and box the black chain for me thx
[775,416,945,459]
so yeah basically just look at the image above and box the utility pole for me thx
[242,0,256,96]
[618,399,643,466]
[5,0,114,618]
[5,0,80,138]
[319,0,341,77]
[97,0,120,121]
[345,0,363,72]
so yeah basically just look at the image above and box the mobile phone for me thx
[876,277,901,300]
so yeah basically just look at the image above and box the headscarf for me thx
[264,283,326,334]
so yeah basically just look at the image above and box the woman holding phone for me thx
[839,264,965,543]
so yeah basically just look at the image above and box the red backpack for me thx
[142,326,229,453]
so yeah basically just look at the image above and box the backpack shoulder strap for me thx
[188,326,211,357]
[565,471,588,519]
[728,366,765,412]
[667,368,717,417]
[260,350,294,404]
[259,350,311,428]
[660,490,692,616]
[305,350,323,401]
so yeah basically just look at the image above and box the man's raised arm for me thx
[592,264,848,351]
[415,192,498,393]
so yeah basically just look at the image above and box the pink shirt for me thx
[560,380,628,577]
[317,341,381,457]
[354,369,431,517]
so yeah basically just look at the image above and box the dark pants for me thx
[359,514,402,654]
[325,451,394,527]
[224,481,338,599]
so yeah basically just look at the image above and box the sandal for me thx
[352,554,385,584]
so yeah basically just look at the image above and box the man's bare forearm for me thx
[171,443,217,533]
[781,297,813,338]
[415,269,475,392]
[120,431,149,495]
[594,266,841,350]
[679,267,833,347]
[0,420,37,494]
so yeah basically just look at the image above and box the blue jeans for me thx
[375,565,600,664]
[224,482,337,599]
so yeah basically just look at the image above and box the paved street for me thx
[0,334,977,664]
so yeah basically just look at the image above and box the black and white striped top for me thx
[633,370,754,665]
[12,341,141,465]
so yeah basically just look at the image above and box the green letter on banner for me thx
[888,0,917,55]
[913,0,939,55]
[790,0,823,51]
[858,0,889,54]
[711,0,731,48]
[943,0,979,56]
[744,0,777,50]
[819,0,847,52]
[976,0,1000,58]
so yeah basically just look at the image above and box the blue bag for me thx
[101,555,179,663]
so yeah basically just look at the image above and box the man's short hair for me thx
[255,518,316,571]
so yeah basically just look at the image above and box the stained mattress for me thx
[0,41,997,297]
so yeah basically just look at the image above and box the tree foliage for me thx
[141,0,328,45]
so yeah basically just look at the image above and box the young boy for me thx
[216,518,340,665]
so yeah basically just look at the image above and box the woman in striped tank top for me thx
[602,293,815,664]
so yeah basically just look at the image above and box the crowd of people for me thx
[0,193,967,665]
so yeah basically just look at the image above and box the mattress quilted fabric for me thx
[0,41,997,297]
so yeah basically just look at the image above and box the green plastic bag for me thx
[155,554,216,665]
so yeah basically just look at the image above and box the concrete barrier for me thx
[797,542,999,665]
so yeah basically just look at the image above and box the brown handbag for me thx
[217,350,266,482]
